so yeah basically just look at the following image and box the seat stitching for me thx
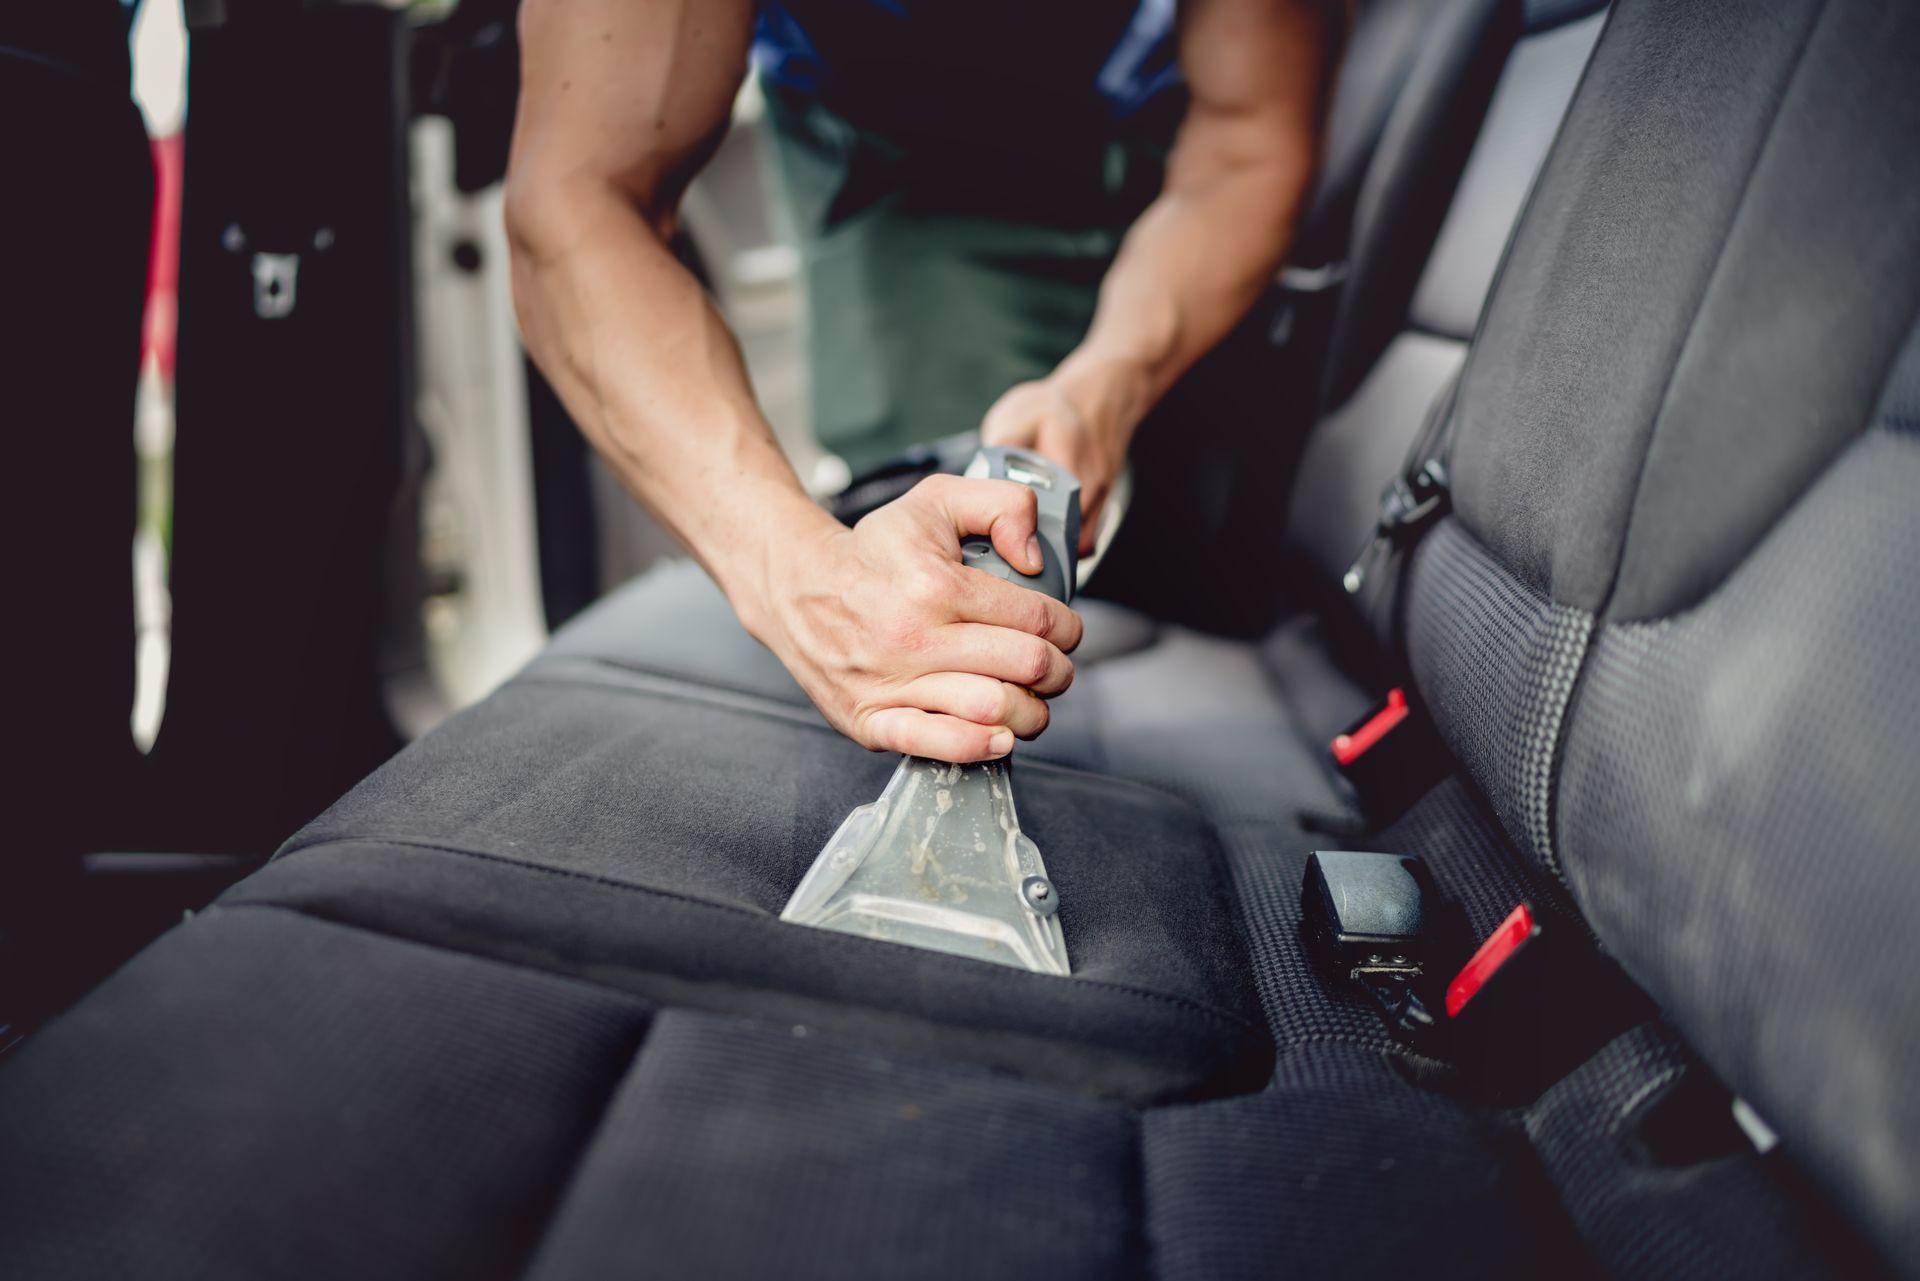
[1556,0,1833,878]
[197,902,669,1281]
[261,835,1268,1036]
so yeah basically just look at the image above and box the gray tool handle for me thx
[958,447,1080,604]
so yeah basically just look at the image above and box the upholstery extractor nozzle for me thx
[780,447,1080,975]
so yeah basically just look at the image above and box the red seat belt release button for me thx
[1446,903,1539,1018]
[1331,688,1411,767]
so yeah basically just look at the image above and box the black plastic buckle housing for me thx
[1302,851,1451,1045]
[1344,458,1452,596]
[1301,852,1637,1100]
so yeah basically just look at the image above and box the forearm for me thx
[1056,0,1336,439]
[508,181,832,637]
[1059,159,1310,423]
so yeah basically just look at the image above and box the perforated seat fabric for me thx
[1398,0,1920,1266]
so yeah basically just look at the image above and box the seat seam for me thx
[230,887,1261,1052]
[1553,0,1832,879]
[258,834,1268,1037]
[196,901,661,1281]
[511,1032,649,1281]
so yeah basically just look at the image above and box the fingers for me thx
[892,671,1050,739]
[932,622,1074,696]
[919,474,1045,575]
[1076,482,1108,555]
[860,707,1015,763]
[979,381,1046,448]
[948,569,1084,653]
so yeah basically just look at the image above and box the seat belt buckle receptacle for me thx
[1330,688,1448,820]
[1302,850,1448,1042]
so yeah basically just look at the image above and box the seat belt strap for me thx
[1343,364,1462,600]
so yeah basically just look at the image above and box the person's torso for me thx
[754,0,1186,157]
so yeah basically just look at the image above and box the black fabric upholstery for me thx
[1446,0,1829,609]
[537,559,805,708]
[1405,10,1601,341]
[1600,0,1920,621]
[1288,332,1466,590]
[1289,4,1601,638]
[1212,774,1579,1083]
[1321,0,1517,409]
[1255,612,1382,757]
[253,676,1270,1104]
[1406,520,1590,873]
[1527,1023,1891,1280]
[1396,0,1920,1262]
[528,1009,1142,1281]
[1036,623,1352,824]
[0,907,651,1281]
[1289,0,1455,270]
[1557,420,1920,1268]
[1145,1042,1587,1281]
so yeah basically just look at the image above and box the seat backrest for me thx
[1095,0,1547,633]
[1401,0,1920,1265]
[1284,0,1607,620]
[1287,0,1456,272]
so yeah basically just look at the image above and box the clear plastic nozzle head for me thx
[780,755,1069,976]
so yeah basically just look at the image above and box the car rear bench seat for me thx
[4,1,1920,1278]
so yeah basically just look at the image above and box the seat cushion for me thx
[536,559,1363,826]
[252,670,1272,1103]
[0,917,1578,1281]
[524,1008,1145,1281]
[0,907,652,1281]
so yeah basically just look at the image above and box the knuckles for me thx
[967,684,1011,726]
[899,560,958,611]
[1018,638,1055,688]
[1019,595,1056,639]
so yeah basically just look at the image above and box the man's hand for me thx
[749,476,1084,763]
[980,358,1145,554]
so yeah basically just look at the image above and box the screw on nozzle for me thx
[1021,876,1059,916]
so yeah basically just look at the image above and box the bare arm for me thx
[506,0,802,611]
[983,0,1340,547]
[506,0,1081,761]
